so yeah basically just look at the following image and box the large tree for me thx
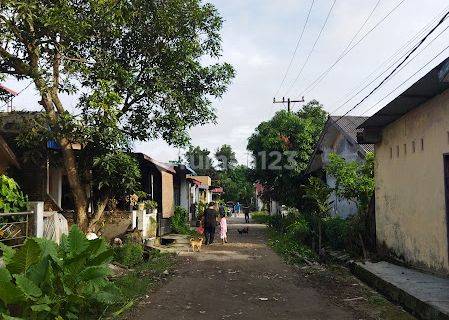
[0,0,234,231]
[247,100,327,207]
[184,145,217,178]
[219,165,253,204]
[215,144,237,171]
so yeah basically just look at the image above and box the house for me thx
[210,186,224,202]
[357,57,449,275]
[169,163,200,221]
[189,175,212,204]
[0,134,20,174]
[307,116,374,218]
[134,153,176,236]
[0,111,65,210]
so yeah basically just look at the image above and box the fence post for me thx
[131,210,137,229]
[27,201,44,238]
[136,206,149,239]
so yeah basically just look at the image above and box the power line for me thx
[331,6,449,113]
[361,43,449,116]
[330,5,449,116]
[333,9,449,122]
[284,0,337,96]
[0,81,33,111]
[296,0,407,97]
[274,0,315,98]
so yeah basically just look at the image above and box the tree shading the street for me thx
[0,0,234,231]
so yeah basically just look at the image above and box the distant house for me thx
[210,186,224,202]
[307,116,374,218]
[134,153,176,236]
[0,134,20,174]
[357,57,449,275]
[171,163,196,212]
[189,176,212,204]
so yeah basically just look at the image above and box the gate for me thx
[0,211,33,248]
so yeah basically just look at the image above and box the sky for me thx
[3,0,449,164]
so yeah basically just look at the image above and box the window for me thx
[390,147,393,159]
[421,138,424,151]
[404,143,407,155]
[396,145,400,157]
[412,140,416,153]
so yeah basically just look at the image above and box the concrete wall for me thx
[321,131,361,218]
[161,171,174,218]
[375,89,449,274]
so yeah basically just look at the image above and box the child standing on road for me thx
[220,213,228,244]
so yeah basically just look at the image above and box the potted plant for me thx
[144,200,158,214]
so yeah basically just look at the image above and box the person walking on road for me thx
[220,213,228,244]
[244,206,250,223]
[202,202,218,245]
[234,201,241,217]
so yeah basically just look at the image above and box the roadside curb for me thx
[350,262,449,320]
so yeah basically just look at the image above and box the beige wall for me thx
[375,89,449,274]
[191,176,211,186]
[161,171,174,218]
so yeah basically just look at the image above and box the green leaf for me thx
[26,257,49,286]
[78,266,110,282]
[1,314,26,320]
[14,274,42,299]
[7,239,41,274]
[88,248,113,266]
[0,282,25,305]
[30,304,51,312]
[93,283,122,305]
[0,268,12,283]
[66,225,89,257]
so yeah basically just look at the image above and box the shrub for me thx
[268,230,316,264]
[287,216,310,243]
[0,175,27,213]
[171,206,190,234]
[144,200,158,210]
[323,216,348,250]
[114,242,144,267]
[251,211,269,224]
[0,225,121,319]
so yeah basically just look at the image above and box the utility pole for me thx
[273,96,305,113]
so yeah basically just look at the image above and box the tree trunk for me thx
[88,195,109,233]
[59,138,90,232]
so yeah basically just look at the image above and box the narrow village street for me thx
[130,217,414,320]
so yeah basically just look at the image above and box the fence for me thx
[0,211,33,248]
[0,202,44,249]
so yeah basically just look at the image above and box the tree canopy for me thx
[247,100,327,207]
[215,144,237,171]
[0,0,234,231]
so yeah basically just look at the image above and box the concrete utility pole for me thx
[272,96,305,113]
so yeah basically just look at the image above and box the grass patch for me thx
[110,250,177,318]
[267,228,316,264]
[251,211,270,224]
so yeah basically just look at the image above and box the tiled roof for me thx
[329,116,374,153]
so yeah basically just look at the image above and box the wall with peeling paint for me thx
[375,89,449,274]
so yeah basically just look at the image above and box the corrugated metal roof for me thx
[329,116,374,153]
[359,57,449,130]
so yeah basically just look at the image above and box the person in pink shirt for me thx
[220,213,228,244]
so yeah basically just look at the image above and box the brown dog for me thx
[190,237,204,252]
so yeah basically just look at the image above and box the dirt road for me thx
[134,217,365,320]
